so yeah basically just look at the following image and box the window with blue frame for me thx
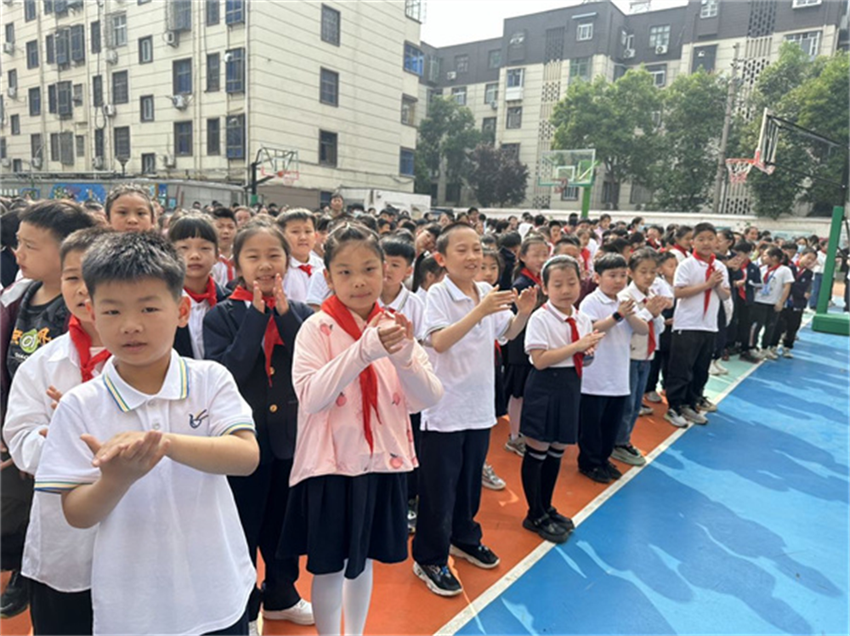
[173,58,192,94]
[225,0,244,25]
[399,149,415,176]
[226,114,245,159]
[225,48,244,93]
[404,42,423,76]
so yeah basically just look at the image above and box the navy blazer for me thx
[504,272,539,368]
[203,298,313,462]
[173,283,230,359]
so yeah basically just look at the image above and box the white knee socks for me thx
[508,396,523,438]
[311,560,374,636]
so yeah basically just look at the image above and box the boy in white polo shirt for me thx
[665,222,731,428]
[277,209,324,304]
[412,223,536,597]
[577,253,650,484]
[35,231,259,636]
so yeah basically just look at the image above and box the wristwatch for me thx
[612,311,624,323]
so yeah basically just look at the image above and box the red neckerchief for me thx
[298,263,313,277]
[737,257,750,300]
[762,264,780,285]
[580,248,591,272]
[673,244,689,257]
[68,316,111,382]
[692,251,716,316]
[230,285,284,385]
[648,238,660,249]
[184,276,218,307]
[520,267,542,287]
[321,295,384,453]
[218,254,235,281]
[544,303,583,377]
[795,265,808,281]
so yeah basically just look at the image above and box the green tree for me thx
[416,97,482,191]
[467,143,529,207]
[551,69,661,209]
[653,70,727,212]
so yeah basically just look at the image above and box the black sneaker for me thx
[546,508,576,533]
[449,543,500,569]
[522,515,569,543]
[579,465,611,484]
[413,563,462,597]
[0,571,28,619]
[605,462,623,480]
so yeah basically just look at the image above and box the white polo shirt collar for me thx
[102,350,188,413]
[444,275,476,303]
[543,301,575,322]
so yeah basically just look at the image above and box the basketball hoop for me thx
[281,170,299,187]
[726,158,756,184]
[554,178,570,194]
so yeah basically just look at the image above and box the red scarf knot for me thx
[184,276,218,308]
[692,251,716,316]
[229,285,284,385]
[219,255,235,281]
[68,316,111,382]
[565,316,584,378]
[298,263,313,277]
[520,267,542,287]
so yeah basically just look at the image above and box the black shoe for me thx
[740,351,760,363]
[579,465,611,484]
[546,507,576,532]
[449,543,500,569]
[605,462,623,480]
[413,562,462,597]
[522,515,569,543]
[0,571,28,619]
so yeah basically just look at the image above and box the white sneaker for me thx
[782,348,794,358]
[248,620,260,636]
[645,391,662,403]
[482,463,506,490]
[714,360,729,375]
[262,599,315,625]
[639,405,654,417]
[681,406,708,425]
[664,409,689,428]
[709,360,722,376]
[763,347,778,361]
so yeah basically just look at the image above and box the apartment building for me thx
[420,0,847,213]
[0,0,425,208]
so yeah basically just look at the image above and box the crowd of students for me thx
[0,189,835,635]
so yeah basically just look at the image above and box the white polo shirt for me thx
[2,334,104,592]
[284,252,325,304]
[35,352,256,636]
[756,264,794,306]
[672,255,730,332]
[379,284,425,341]
[524,302,592,368]
[578,288,632,396]
[421,277,512,432]
[306,268,332,307]
[619,282,666,361]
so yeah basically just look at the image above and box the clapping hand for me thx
[514,287,538,316]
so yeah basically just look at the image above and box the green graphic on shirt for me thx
[18,329,41,354]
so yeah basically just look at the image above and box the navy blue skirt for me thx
[519,367,581,444]
[504,363,532,399]
[278,472,408,579]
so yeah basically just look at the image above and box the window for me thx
[75,135,85,159]
[7,70,16,91]
[50,133,60,161]
[700,0,718,18]
[646,64,666,87]
[55,28,70,65]
[70,24,84,62]
[318,130,337,166]
[92,75,103,107]
[561,185,580,201]
[225,48,244,93]
[44,0,53,13]
[91,21,101,54]
[94,128,104,159]
[206,53,220,91]
[28,87,40,116]
[46,34,55,64]
[12,159,23,173]
[649,25,670,49]
[455,55,469,74]
[692,45,717,73]
[569,56,591,83]
[225,0,244,25]
[206,0,220,25]
[114,126,130,159]
[451,87,467,106]
[0,137,5,160]
[404,0,423,22]
[445,183,461,203]
[207,117,220,155]
[506,68,524,88]
[401,95,416,126]
[170,0,192,31]
[25,0,37,21]
[72,83,82,104]
[112,71,129,104]
[31,134,42,163]
[792,0,821,6]
[488,49,502,69]
[399,149,415,176]
[482,117,496,141]
[174,121,193,156]
[5,23,14,45]
[110,13,127,47]
[139,36,153,64]
[226,114,245,158]
[502,143,520,161]
[26,41,39,69]
[59,131,74,165]
[57,81,72,117]
[785,31,821,58]
[404,43,424,76]
[484,83,498,104]
[508,30,526,63]
[173,58,192,94]
[142,153,156,173]
[319,68,339,106]
[48,84,57,113]
[506,106,522,129]
[577,23,593,41]
[321,5,340,45]
[140,95,154,122]
[10,115,20,136]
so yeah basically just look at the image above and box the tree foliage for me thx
[416,97,481,186]
[467,143,529,207]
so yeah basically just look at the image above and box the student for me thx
[280,224,442,635]
[0,206,21,289]
[771,247,816,357]
[169,215,228,360]
[211,207,239,288]
[748,245,793,361]
[731,241,763,363]
[576,253,648,484]
[412,223,536,596]
[103,184,156,233]
[3,228,110,635]
[521,256,603,541]
[547,220,563,248]
[665,223,731,428]
[411,252,445,305]
[278,209,325,304]
[553,237,596,303]
[34,231,259,635]
[808,240,827,310]
[613,249,667,467]
[204,218,314,629]
[234,206,254,228]
[497,231,522,292]
[504,234,548,456]
[669,225,694,264]
[645,251,677,404]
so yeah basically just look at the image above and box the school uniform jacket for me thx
[739,260,762,305]
[173,283,230,359]
[788,265,813,310]
[203,298,313,462]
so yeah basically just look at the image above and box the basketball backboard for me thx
[258,147,300,186]
[538,149,597,188]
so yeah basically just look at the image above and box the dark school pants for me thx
[228,458,300,620]
[749,302,780,350]
[646,327,672,394]
[735,300,754,352]
[411,428,490,567]
[407,413,422,502]
[666,330,715,411]
[772,307,805,348]
[578,394,627,472]
[28,579,92,636]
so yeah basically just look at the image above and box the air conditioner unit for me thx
[490,101,498,110]
[102,103,116,117]
[172,94,188,110]
[31,157,42,169]
[93,156,104,169]
[623,48,635,59]
[7,86,16,99]
[656,44,668,55]
[164,154,176,168]
[0,158,10,168]
[446,71,457,80]
[106,50,119,64]
[165,31,179,47]
[3,42,13,54]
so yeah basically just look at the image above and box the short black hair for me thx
[656,250,678,266]
[167,213,219,248]
[104,183,155,220]
[733,241,752,254]
[601,238,630,255]
[380,236,416,264]
[233,217,290,275]
[211,207,237,224]
[315,215,333,232]
[0,207,21,249]
[435,222,478,254]
[498,230,522,250]
[628,231,645,246]
[324,223,383,269]
[693,222,716,237]
[556,235,580,248]
[83,231,185,301]
[276,208,315,231]
[629,247,657,270]
[542,255,581,286]
[60,227,114,265]
[595,252,628,274]
[533,214,547,226]
[19,200,98,244]
[674,225,693,240]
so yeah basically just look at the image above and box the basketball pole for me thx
[812,205,849,336]
[581,185,591,220]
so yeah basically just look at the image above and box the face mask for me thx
[797,245,805,253]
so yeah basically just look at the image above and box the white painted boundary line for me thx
[436,339,789,635]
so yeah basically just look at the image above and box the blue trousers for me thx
[616,359,652,447]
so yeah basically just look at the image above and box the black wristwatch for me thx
[612,311,624,323]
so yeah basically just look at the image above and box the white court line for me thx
[436,340,786,636]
